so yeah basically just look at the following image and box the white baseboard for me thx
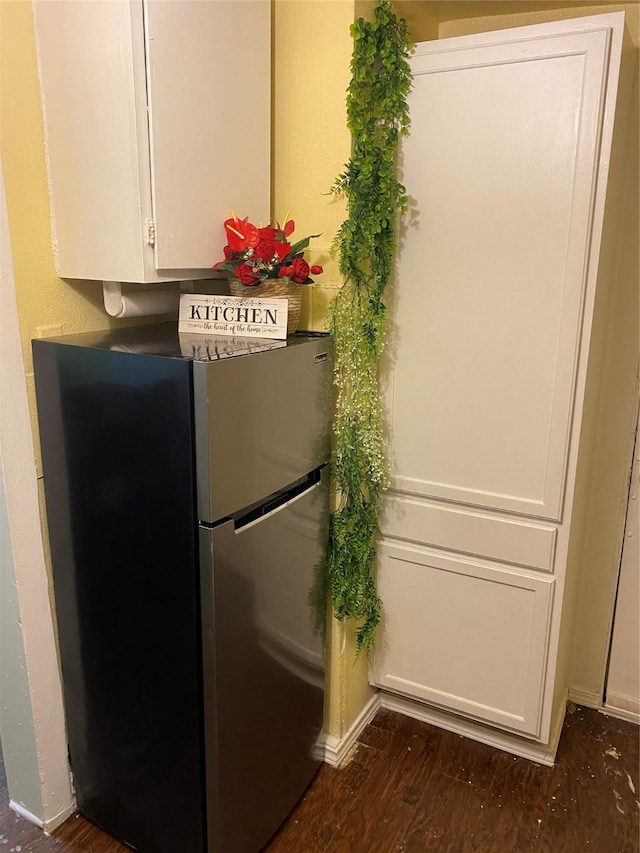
[567,687,640,726]
[10,800,44,828]
[320,686,574,769]
[43,802,75,833]
[321,692,381,767]
[12,799,75,834]
[380,692,565,767]
[567,687,603,709]
[603,693,640,726]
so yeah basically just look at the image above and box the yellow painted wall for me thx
[395,0,639,45]
[437,1,639,42]
[273,0,353,335]
[392,1,439,40]
[273,0,374,737]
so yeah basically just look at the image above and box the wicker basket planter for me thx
[229,277,302,335]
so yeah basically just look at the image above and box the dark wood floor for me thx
[1,704,638,851]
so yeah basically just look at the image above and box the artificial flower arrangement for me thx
[214,213,323,286]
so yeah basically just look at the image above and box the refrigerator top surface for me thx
[36,322,329,361]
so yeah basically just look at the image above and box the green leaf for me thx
[327,0,413,654]
[287,233,321,257]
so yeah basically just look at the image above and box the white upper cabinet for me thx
[33,0,270,283]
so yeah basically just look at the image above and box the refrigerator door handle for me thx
[234,479,322,534]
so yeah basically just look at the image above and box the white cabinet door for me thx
[387,25,611,521]
[34,0,152,282]
[34,0,270,283]
[144,0,270,271]
[372,541,554,736]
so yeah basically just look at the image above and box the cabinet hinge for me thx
[144,219,156,246]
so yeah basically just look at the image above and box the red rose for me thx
[278,265,294,278]
[235,263,261,285]
[310,265,323,276]
[291,257,309,283]
[273,241,291,262]
[258,226,278,241]
[223,245,234,260]
[255,239,275,262]
[224,217,259,251]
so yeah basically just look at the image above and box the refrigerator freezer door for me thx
[193,335,332,522]
[199,466,328,853]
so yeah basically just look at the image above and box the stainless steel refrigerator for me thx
[33,324,333,853]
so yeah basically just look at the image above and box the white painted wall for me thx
[568,55,640,707]
[0,448,42,819]
[606,406,640,721]
[604,62,640,723]
[0,162,73,829]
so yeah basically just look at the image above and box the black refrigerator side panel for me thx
[33,341,205,853]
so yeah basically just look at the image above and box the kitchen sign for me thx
[179,294,288,340]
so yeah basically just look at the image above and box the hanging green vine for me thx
[328,0,412,652]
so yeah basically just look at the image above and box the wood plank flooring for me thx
[1,704,638,852]
[268,704,639,852]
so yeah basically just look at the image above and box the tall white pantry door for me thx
[374,15,629,741]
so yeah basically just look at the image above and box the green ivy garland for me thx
[328,0,412,652]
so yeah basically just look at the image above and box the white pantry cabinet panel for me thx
[34,0,270,284]
[376,12,636,755]
[382,495,557,573]
[373,542,554,736]
[387,26,610,520]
